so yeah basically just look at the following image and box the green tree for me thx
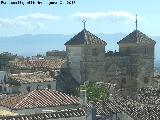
[80,82,109,101]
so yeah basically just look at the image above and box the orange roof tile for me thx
[1,89,79,110]
[9,60,66,69]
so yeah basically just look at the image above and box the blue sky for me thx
[0,0,160,36]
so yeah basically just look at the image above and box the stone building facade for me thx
[65,29,156,91]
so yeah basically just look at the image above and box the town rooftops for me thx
[0,110,17,116]
[64,29,107,45]
[0,108,85,120]
[9,59,66,69]
[9,71,55,84]
[1,89,79,110]
[118,30,156,44]
[88,100,122,116]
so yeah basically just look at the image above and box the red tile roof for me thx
[0,108,86,120]
[9,72,55,84]
[1,89,79,110]
[9,59,66,70]
[118,30,156,44]
[65,29,107,45]
[88,100,122,115]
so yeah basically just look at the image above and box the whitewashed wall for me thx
[18,80,56,93]
[12,104,79,115]
[0,71,8,83]
[0,71,9,93]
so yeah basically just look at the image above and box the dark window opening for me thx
[69,61,72,64]
[48,84,51,89]
[3,75,7,83]
[122,78,126,84]
[4,87,6,91]
[144,77,149,84]
[0,86,2,92]
[144,48,148,55]
[92,48,97,56]
[26,86,31,92]
[126,48,131,54]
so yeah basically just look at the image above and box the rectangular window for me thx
[3,75,7,83]
[144,48,148,55]
[4,87,6,91]
[0,86,2,92]
[122,78,126,84]
[26,86,31,92]
[92,48,97,56]
[144,77,149,84]
[48,84,51,89]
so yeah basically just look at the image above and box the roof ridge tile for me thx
[64,29,106,45]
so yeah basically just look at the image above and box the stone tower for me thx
[64,29,106,83]
[118,30,156,89]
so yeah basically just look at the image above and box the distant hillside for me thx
[0,34,72,56]
[97,33,126,51]
[0,33,159,60]
[0,33,126,56]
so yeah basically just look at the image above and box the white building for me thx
[0,71,9,93]
[0,71,56,94]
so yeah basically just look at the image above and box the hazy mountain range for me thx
[0,33,159,61]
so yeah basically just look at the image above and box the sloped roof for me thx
[64,29,106,45]
[0,108,85,120]
[88,100,122,115]
[118,30,156,44]
[1,89,79,110]
[9,59,67,69]
[9,71,55,84]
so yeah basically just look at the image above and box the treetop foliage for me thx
[80,81,109,101]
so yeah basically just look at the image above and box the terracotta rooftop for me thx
[118,30,156,44]
[114,95,160,120]
[9,59,66,69]
[88,100,122,116]
[9,71,55,84]
[65,29,107,45]
[0,108,85,120]
[1,89,79,110]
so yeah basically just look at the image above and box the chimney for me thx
[79,90,87,106]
